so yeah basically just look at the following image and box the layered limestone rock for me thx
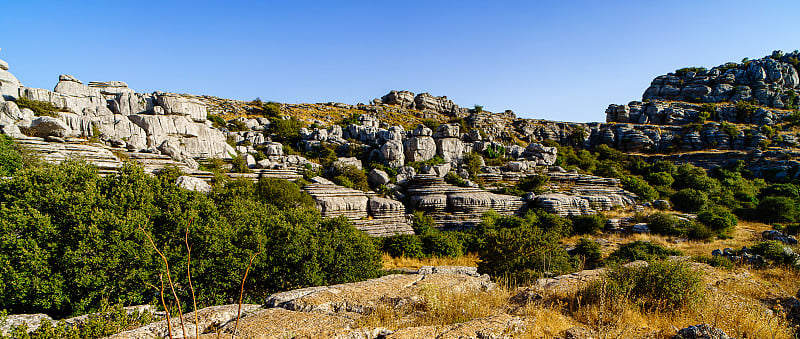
[527,171,638,216]
[304,182,413,236]
[379,90,469,117]
[641,51,800,108]
[407,175,525,230]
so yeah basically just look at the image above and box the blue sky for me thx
[2,0,799,122]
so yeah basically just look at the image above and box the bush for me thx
[697,206,737,238]
[621,175,659,202]
[607,241,682,264]
[337,112,361,127]
[671,188,708,213]
[412,210,436,235]
[645,213,685,236]
[462,152,483,179]
[0,134,24,176]
[382,234,425,258]
[478,211,575,280]
[756,196,798,223]
[444,171,466,187]
[574,238,603,269]
[332,165,369,191]
[255,177,315,209]
[646,172,674,187]
[516,175,550,194]
[207,114,226,129]
[13,97,65,117]
[270,117,305,142]
[421,232,464,258]
[751,241,798,265]
[692,255,734,270]
[261,101,282,119]
[584,261,705,311]
[0,161,382,316]
[571,214,605,235]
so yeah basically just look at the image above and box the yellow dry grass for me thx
[381,253,479,270]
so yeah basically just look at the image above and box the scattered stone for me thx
[672,324,731,339]
[368,168,390,186]
[175,175,212,193]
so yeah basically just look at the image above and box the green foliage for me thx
[420,119,440,131]
[473,105,483,113]
[13,97,65,117]
[412,211,437,235]
[484,144,505,159]
[4,302,155,339]
[444,171,466,187]
[382,234,425,258]
[719,122,738,138]
[0,161,381,316]
[255,177,315,209]
[735,100,758,122]
[607,241,682,264]
[477,210,575,280]
[207,114,226,129]
[270,117,306,142]
[645,172,674,187]
[673,164,716,191]
[421,232,464,258]
[696,206,737,238]
[407,155,445,172]
[227,118,249,132]
[674,67,707,76]
[620,175,659,202]
[229,154,252,173]
[0,135,24,176]
[462,152,483,179]
[571,214,605,235]
[337,112,362,127]
[671,188,709,213]
[260,101,282,119]
[516,175,550,194]
[751,241,798,266]
[332,165,369,191]
[570,126,588,144]
[756,196,798,223]
[574,238,603,269]
[584,261,705,311]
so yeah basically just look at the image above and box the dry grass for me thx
[381,253,479,270]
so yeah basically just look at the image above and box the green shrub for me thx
[207,114,226,129]
[756,196,798,223]
[412,210,436,235]
[462,152,483,179]
[571,214,605,235]
[735,100,758,121]
[478,211,575,280]
[671,188,708,213]
[0,161,382,316]
[484,144,505,159]
[382,234,425,258]
[607,241,682,264]
[255,177,315,209]
[337,112,362,127]
[420,119,440,131]
[516,175,550,194]
[751,241,797,265]
[697,206,737,238]
[645,213,684,236]
[646,172,674,187]
[584,261,705,311]
[675,67,707,76]
[229,154,252,173]
[421,232,464,258]
[270,117,305,142]
[574,238,603,269]
[261,101,282,119]
[621,175,659,202]
[332,165,369,191]
[444,171,466,187]
[0,135,24,176]
[13,97,66,117]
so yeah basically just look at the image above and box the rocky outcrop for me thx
[642,51,800,109]
[407,175,525,230]
[106,304,261,339]
[304,182,413,236]
[379,90,469,117]
[0,51,22,100]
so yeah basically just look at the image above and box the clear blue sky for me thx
[2,0,799,122]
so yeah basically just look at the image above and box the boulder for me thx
[533,193,594,216]
[672,324,732,339]
[404,136,436,162]
[368,168,390,186]
[523,143,558,165]
[29,116,73,138]
[381,90,415,109]
[436,138,465,162]
[0,57,22,100]
[434,123,460,138]
[380,140,405,167]
[333,157,363,171]
[87,81,134,95]
[155,93,207,122]
[175,176,211,193]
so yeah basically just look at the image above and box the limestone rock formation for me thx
[0,51,22,100]
[175,175,212,193]
[304,183,413,236]
[407,175,525,230]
